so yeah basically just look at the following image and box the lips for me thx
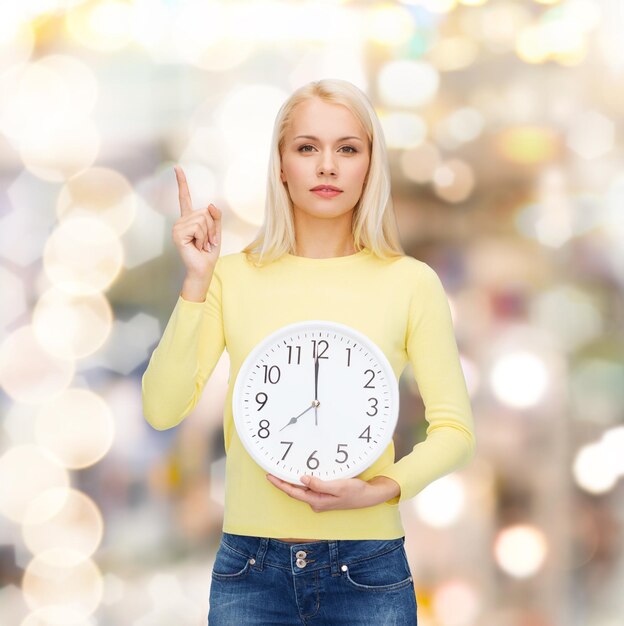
[311,185,342,192]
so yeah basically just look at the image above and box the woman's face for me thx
[280,98,370,221]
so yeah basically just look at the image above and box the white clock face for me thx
[232,320,399,486]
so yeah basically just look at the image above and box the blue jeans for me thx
[208,531,417,625]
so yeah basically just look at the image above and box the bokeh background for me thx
[1,0,623,624]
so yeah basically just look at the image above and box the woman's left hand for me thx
[265,473,400,512]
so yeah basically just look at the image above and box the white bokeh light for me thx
[490,351,549,408]
[413,475,466,528]
[494,524,547,578]
[573,441,619,494]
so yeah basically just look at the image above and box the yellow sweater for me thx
[141,248,476,540]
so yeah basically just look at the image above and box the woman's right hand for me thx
[172,165,222,279]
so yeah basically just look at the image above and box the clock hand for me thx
[314,352,319,426]
[279,402,316,432]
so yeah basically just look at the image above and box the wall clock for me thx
[232,320,399,487]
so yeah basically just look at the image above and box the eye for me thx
[297,145,358,154]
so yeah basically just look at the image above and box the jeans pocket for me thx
[341,543,413,593]
[211,540,253,581]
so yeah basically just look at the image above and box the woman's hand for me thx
[172,165,222,279]
[265,474,400,512]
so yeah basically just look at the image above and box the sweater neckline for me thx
[282,248,370,265]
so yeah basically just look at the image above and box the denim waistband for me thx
[219,531,405,577]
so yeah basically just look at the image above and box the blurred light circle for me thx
[33,288,112,360]
[0,266,28,329]
[22,549,103,617]
[604,174,624,244]
[400,141,442,183]
[515,190,604,249]
[566,110,615,160]
[364,4,415,45]
[445,107,484,143]
[413,475,466,527]
[57,167,137,236]
[573,442,618,494]
[0,60,60,143]
[0,445,70,523]
[38,55,98,118]
[42,216,123,295]
[380,112,427,149]
[178,125,228,169]
[601,426,624,477]
[478,1,532,53]
[20,486,69,527]
[412,0,457,13]
[22,607,96,626]
[1,55,97,142]
[428,36,479,71]
[516,23,551,64]
[540,9,588,64]
[496,126,559,164]
[34,388,115,469]
[20,118,100,182]
[0,54,99,181]
[432,578,481,626]
[216,84,285,155]
[0,13,35,73]
[378,59,440,108]
[490,351,548,408]
[66,0,134,52]
[0,326,75,404]
[223,154,267,226]
[131,0,169,56]
[432,159,475,203]
[173,2,253,70]
[494,524,547,578]
[529,285,602,352]
[23,488,104,566]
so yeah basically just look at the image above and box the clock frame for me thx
[232,320,399,486]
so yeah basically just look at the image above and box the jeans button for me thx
[296,550,307,559]
[296,558,307,568]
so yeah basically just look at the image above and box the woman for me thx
[142,79,476,625]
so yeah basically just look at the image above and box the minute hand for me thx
[314,352,319,426]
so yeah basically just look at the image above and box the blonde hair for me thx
[241,79,405,267]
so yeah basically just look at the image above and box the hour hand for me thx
[279,403,315,431]
[279,416,298,431]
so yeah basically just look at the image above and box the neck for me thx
[292,210,356,259]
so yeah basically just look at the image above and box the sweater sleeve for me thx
[370,262,476,504]
[141,260,226,430]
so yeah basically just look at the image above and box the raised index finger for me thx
[174,165,193,216]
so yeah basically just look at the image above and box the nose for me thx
[317,149,337,176]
